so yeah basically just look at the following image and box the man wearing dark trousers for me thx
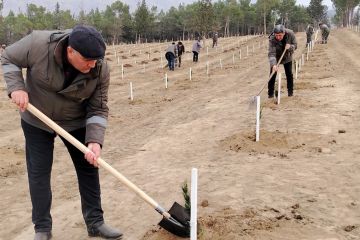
[176,41,185,67]
[1,25,122,240]
[268,24,297,98]
[192,39,202,62]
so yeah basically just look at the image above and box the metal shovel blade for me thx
[158,202,190,237]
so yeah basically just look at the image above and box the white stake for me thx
[295,60,298,80]
[232,53,235,64]
[164,73,168,89]
[129,82,133,101]
[190,168,198,240]
[255,96,260,142]
[189,68,192,80]
[117,56,120,65]
[239,49,242,59]
[160,56,163,69]
[246,46,249,56]
[277,73,281,105]
[206,61,209,75]
[302,54,305,66]
[121,64,124,80]
[306,46,309,61]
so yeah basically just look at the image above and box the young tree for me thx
[134,0,153,42]
[307,0,327,23]
[256,0,279,34]
[195,0,214,37]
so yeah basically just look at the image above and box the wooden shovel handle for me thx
[26,103,159,210]
[256,48,288,96]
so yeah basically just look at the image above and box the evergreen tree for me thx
[307,0,327,23]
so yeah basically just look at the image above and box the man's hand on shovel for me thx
[10,90,29,112]
[85,143,101,167]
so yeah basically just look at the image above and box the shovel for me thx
[249,48,288,108]
[26,103,190,237]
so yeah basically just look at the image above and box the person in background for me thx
[176,41,185,67]
[1,25,123,240]
[212,32,218,48]
[192,38,202,62]
[305,24,314,46]
[268,24,297,98]
[165,42,177,71]
[0,44,6,56]
[319,22,330,44]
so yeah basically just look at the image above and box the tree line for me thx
[0,0,355,46]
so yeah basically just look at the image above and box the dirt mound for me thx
[220,130,334,157]
[142,205,309,240]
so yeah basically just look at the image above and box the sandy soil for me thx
[1,28,360,240]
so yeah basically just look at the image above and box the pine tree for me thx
[307,0,327,23]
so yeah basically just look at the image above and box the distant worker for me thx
[212,32,218,48]
[319,23,330,44]
[176,41,185,67]
[192,39,202,62]
[305,24,314,46]
[268,24,297,98]
[0,44,6,56]
[165,42,177,71]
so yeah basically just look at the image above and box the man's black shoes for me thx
[88,223,123,239]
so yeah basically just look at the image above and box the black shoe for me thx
[268,95,274,98]
[88,223,123,239]
[288,92,293,97]
[34,232,52,240]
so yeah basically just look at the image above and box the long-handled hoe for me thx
[249,48,288,108]
[26,103,190,237]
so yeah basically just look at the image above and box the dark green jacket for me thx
[1,30,110,145]
[268,29,297,67]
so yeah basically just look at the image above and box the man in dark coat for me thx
[268,24,297,98]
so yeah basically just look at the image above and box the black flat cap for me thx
[69,25,106,60]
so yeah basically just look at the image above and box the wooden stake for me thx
[277,73,281,105]
[190,168,198,240]
[121,64,124,80]
[255,96,260,142]
[129,82,133,101]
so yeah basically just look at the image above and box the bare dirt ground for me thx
[1,28,360,240]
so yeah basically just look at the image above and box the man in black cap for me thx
[1,25,122,240]
[268,24,297,98]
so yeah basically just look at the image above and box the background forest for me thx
[0,0,359,45]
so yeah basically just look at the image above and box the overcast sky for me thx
[2,0,334,15]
